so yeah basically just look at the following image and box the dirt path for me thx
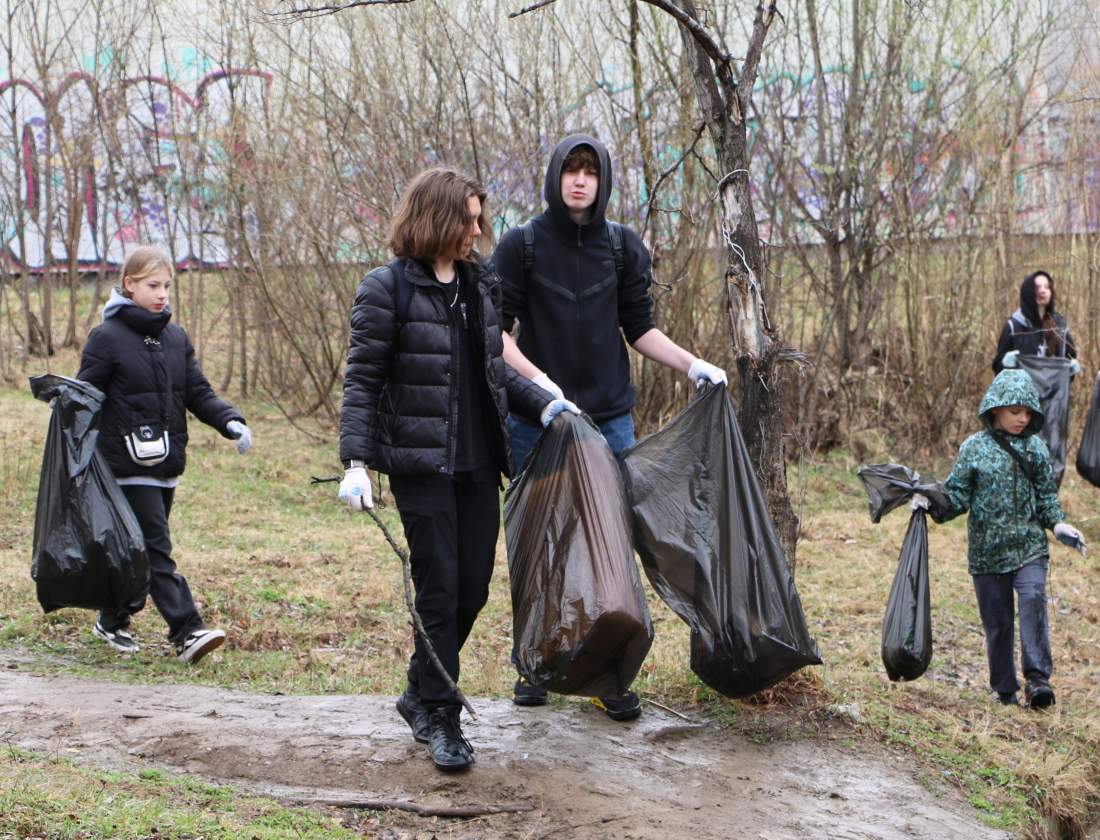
[0,654,1010,840]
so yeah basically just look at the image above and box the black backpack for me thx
[519,220,626,285]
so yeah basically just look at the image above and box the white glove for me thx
[1053,523,1087,555]
[532,372,565,401]
[1001,350,1019,368]
[338,465,373,511]
[910,493,930,511]
[688,357,728,387]
[226,420,251,454]
[1069,359,1081,377]
[540,398,581,427]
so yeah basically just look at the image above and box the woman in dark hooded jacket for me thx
[992,271,1079,375]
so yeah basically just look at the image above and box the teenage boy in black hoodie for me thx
[492,133,727,720]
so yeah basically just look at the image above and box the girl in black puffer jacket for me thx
[78,246,251,664]
[338,168,575,772]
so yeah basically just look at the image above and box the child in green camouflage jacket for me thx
[915,369,1086,709]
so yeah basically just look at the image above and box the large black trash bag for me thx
[620,384,821,699]
[1076,373,1100,488]
[1018,355,1072,487]
[29,374,148,614]
[857,464,946,682]
[504,412,653,698]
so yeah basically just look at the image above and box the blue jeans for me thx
[972,558,1052,695]
[508,411,635,475]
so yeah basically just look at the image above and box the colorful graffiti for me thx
[1,66,272,272]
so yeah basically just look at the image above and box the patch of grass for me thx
[0,747,360,839]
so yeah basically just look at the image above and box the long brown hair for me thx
[388,167,489,261]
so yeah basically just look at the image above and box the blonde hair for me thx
[119,246,174,297]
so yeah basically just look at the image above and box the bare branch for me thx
[739,1,778,103]
[638,0,730,65]
[508,0,559,18]
[271,0,417,20]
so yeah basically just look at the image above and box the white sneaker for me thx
[175,628,226,663]
[93,621,139,654]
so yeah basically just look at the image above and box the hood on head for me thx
[979,369,1044,435]
[1019,270,1056,325]
[102,287,135,320]
[543,133,613,228]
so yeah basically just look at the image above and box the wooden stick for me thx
[295,795,532,817]
[367,508,478,720]
[311,476,477,719]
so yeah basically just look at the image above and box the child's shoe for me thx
[93,621,139,654]
[1024,680,1056,710]
[997,692,1018,706]
[176,628,226,663]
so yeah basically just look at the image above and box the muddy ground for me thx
[0,653,1015,840]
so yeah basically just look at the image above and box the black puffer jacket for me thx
[492,133,655,423]
[77,293,244,479]
[339,256,550,477]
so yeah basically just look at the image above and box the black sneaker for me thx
[93,621,139,654]
[591,690,642,721]
[997,692,1019,706]
[175,628,226,664]
[396,687,431,744]
[1024,680,1056,710]
[513,676,548,707]
[427,706,473,772]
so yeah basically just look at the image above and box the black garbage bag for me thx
[1076,373,1100,488]
[857,463,946,682]
[30,374,148,614]
[504,412,653,698]
[1018,355,1072,487]
[620,384,821,699]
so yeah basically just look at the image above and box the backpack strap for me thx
[520,222,535,287]
[606,220,625,282]
[386,258,412,326]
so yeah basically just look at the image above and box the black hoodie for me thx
[492,134,655,423]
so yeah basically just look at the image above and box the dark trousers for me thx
[389,471,500,709]
[972,558,1052,694]
[98,485,204,644]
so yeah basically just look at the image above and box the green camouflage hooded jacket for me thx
[932,369,1064,575]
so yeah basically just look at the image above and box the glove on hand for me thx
[688,357,728,387]
[910,493,931,512]
[1053,522,1087,556]
[226,420,252,454]
[532,372,565,401]
[338,466,373,511]
[1001,350,1020,369]
[540,398,581,427]
[1069,359,1081,377]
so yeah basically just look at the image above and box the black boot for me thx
[396,686,431,744]
[427,706,473,771]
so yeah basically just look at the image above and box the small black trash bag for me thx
[504,412,653,698]
[1018,355,1072,487]
[620,384,821,699]
[1076,373,1100,488]
[30,374,148,614]
[857,463,946,682]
